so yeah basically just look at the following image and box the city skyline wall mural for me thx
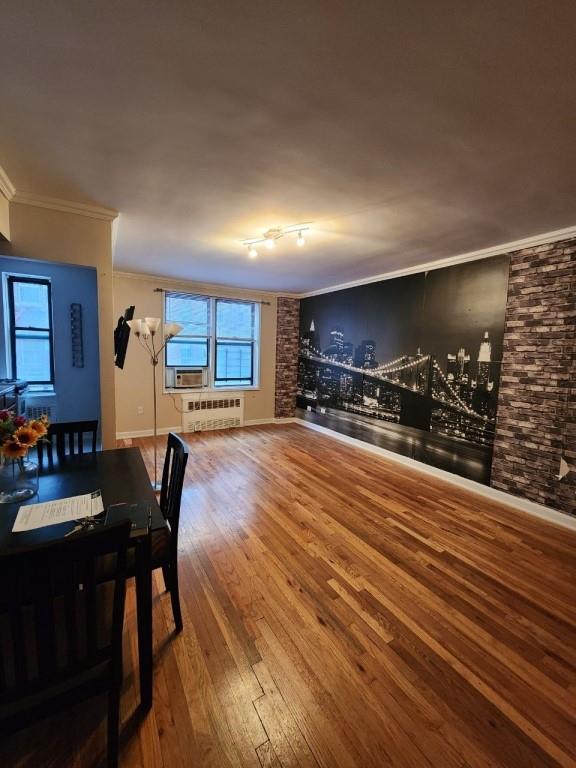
[297,255,510,484]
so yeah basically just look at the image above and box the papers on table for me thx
[12,491,104,533]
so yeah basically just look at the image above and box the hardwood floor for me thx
[2,423,576,767]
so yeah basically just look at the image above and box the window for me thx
[215,299,256,386]
[164,292,260,388]
[7,276,54,385]
[165,293,210,367]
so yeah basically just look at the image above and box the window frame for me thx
[214,340,255,387]
[164,292,260,390]
[165,336,210,369]
[6,275,55,386]
[214,298,258,387]
[164,292,211,371]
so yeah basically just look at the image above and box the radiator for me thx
[181,393,244,433]
[26,401,58,422]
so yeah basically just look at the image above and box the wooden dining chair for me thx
[98,433,189,632]
[37,420,99,464]
[157,432,189,632]
[0,521,131,768]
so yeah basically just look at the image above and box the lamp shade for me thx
[164,322,183,338]
[145,317,161,334]
[127,318,142,335]
[139,320,151,338]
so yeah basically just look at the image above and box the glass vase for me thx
[0,458,39,503]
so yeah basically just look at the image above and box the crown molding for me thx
[297,223,576,298]
[112,269,289,299]
[0,163,16,200]
[113,221,576,301]
[11,191,118,221]
[0,161,117,220]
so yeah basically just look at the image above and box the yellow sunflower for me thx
[28,419,48,438]
[14,426,38,447]
[1,438,27,459]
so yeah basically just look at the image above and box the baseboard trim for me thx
[117,418,296,438]
[298,419,576,531]
[116,426,181,439]
[244,417,297,426]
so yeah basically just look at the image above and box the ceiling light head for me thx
[263,227,282,249]
[240,223,311,255]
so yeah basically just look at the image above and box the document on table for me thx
[12,491,104,532]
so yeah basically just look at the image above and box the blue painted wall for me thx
[0,255,100,424]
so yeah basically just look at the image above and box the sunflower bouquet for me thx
[0,410,49,462]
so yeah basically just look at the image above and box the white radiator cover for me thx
[26,399,58,423]
[180,392,244,433]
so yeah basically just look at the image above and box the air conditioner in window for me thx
[173,368,207,388]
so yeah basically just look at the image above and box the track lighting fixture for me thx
[241,223,311,257]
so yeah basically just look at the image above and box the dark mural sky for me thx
[299,255,510,368]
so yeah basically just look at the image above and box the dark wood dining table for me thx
[0,447,163,711]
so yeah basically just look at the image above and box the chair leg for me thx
[162,564,171,592]
[169,559,183,632]
[107,688,120,768]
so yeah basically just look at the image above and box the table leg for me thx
[135,534,153,711]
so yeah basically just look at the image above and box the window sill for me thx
[163,386,260,395]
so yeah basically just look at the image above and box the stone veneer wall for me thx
[491,237,576,516]
[274,297,300,418]
[558,346,576,515]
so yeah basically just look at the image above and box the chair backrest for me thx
[159,432,189,538]
[0,521,130,730]
[37,420,99,464]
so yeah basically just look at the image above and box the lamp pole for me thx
[127,317,183,490]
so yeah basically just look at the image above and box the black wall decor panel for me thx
[70,302,84,368]
[297,256,510,485]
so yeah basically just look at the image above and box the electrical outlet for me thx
[137,405,144,415]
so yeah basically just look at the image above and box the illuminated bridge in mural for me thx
[298,346,495,441]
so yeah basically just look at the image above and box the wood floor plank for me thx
[253,660,320,768]
[256,740,283,768]
[2,423,575,767]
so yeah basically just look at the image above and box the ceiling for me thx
[1,1,576,293]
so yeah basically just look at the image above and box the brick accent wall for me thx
[558,342,576,515]
[491,237,576,516]
[275,297,301,418]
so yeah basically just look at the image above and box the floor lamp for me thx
[127,317,183,490]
